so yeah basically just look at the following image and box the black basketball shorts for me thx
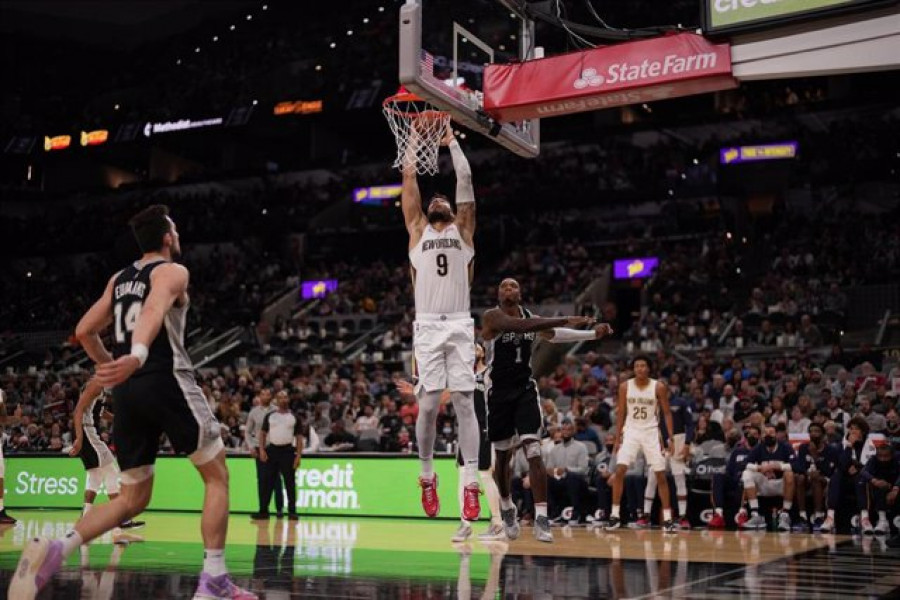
[487,380,543,443]
[112,369,221,471]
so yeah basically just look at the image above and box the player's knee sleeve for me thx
[86,468,103,492]
[493,437,516,452]
[450,391,476,419]
[120,465,155,485]
[190,436,224,466]
[741,469,755,488]
[104,465,121,494]
[523,440,541,460]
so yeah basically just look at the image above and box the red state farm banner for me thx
[483,33,738,122]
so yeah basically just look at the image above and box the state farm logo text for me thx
[574,52,719,89]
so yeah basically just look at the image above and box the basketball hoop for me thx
[382,89,450,177]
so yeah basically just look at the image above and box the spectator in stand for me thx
[857,398,887,433]
[788,406,812,435]
[545,421,590,524]
[821,416,875,532]
[573,417,602,451]
[323,421,356,452]
[793,422,838,531]
[737,424,797,531]
[709,424,758,529]
[885,408,900,451]
[799,314,824,347]
[857,444,899,535]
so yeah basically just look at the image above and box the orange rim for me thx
[383,92,449,120]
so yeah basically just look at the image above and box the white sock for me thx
[678,500,687,516]
[663,508,672,522]
[749,498,759,513]
[878,511,887,522]
[109,544,125,567]
[83,503,93,517]
[203,549,227,577]
[500,496,514,510]
[783,500,792,511]
[715,507,724,516]
[643,497,654,515]
[611,504,620,519]
[420,458,434,478]
[860,509,869,519]
[814,512,824,520]
[535,503,548,518]
[463,462,478,486]
[480,469,501,526]
[827,509,835,520]
[61,531,84,558]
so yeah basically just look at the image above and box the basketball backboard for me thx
[397,0,540,158]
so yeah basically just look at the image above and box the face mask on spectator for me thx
[764,435,776,447]
[745,435,759,447]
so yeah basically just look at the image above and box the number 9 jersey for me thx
[409,223,476,394]
[409,223,474,316]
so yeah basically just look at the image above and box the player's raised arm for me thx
[541,323,613,343]
[481,309,590,340]
[74,273,119,365]
[444,124,475,247]
[401,127,427,247]
[96,263,188,386]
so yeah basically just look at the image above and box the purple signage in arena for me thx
[719,141,798,164]
[301,279,338,299]
[613,257,659,280]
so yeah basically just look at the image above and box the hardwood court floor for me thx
[0,510,898,598]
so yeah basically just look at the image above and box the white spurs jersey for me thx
[409,224,474,315]
[625,378,660,431]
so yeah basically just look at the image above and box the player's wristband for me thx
[130,343,149,368]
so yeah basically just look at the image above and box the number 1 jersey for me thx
[409,223,474,315]
[111,259,194,375]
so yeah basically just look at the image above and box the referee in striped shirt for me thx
[259,390,304,520]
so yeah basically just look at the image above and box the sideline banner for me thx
[5,455,474,518]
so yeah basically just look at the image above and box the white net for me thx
[383,93,450,177]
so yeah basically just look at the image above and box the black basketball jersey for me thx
[111,259,193,376]
[485,306,537,389]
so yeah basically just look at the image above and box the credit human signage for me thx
[704,0,888,33]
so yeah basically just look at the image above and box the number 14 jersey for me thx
[111,259,193,375]
[625,378,660,432]
[409,223,474,316]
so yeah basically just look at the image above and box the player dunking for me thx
[606,355,677,532]
[402,123,482,523]
[482,278,611,542]
[9,205,256,600]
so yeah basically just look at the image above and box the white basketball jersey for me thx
[409,224,474,315]
[625,378,659,431]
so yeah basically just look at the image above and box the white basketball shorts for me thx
[617,427,666,472]
[414,315,476,393]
